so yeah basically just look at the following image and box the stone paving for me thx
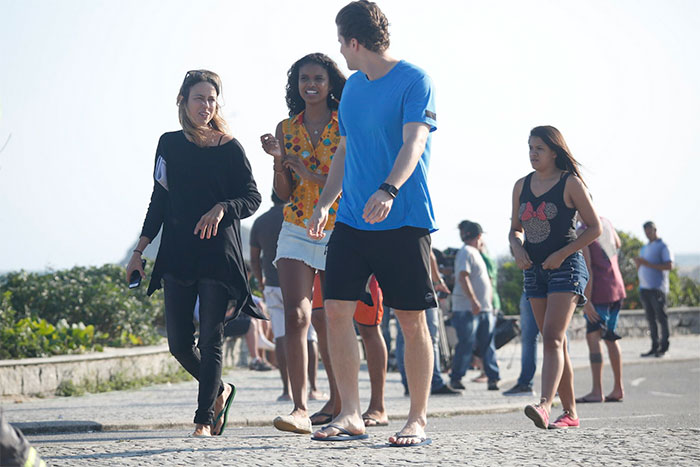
[25,427,700,466]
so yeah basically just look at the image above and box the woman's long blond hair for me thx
[177,70,230,147]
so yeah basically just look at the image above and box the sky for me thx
[1,0,699,272]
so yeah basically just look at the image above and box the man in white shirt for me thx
[449,221,501,391]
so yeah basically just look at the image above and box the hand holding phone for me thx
[129,259,146,289]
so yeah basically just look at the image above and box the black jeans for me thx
[639,288,670,350]
[163,274,233,425]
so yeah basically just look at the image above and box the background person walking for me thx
[577,216,627,403]
[448,221,500,391]
[636,221,674,358]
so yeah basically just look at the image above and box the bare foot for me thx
[605,390,624,401]
[289,408,308,418]
[212,383,233,435]
[575,392,604,403]
[388,419,427,446]
[312,414,365,439]
[471,373,488,383]
[308,389,328,401]
[362,409,388,427]
[192,424,212,437]
[277,392,291,402]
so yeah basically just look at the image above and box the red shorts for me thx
[312,274,384,326]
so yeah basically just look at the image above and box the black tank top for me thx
[518,172,577,265]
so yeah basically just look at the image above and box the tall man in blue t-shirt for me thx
[635,221,674,357]
[308,0,437,447]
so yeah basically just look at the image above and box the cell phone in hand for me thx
[129,259,146,289]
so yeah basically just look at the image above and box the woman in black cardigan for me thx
[126,70,261,437]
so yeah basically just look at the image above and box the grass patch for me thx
[55,366,194,397]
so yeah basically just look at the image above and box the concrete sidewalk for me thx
[2,335,699,434]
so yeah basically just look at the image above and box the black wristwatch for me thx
[378,183,398,199]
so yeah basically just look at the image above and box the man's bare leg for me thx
[388,309,432,445]
[358,323,388,426]
[605,339,625,400]
[312,299,365,438]
[578,330,604,402]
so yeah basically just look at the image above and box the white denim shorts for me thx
[265,285,317,341]
[273,221,331,271]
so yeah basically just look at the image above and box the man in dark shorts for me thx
[308,0,437,446]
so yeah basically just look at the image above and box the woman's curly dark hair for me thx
[285,53,346,117]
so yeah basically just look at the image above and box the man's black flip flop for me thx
[310,411,333,426]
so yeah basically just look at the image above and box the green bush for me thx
[0,292,108,359]
[0,263,164,350]
[497,260,524,315]
[617,230,644,308]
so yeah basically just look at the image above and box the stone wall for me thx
[0,337,244,398]
[566,307,699,341]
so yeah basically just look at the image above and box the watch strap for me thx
[378,183,398,198]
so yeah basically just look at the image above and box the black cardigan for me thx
[141,131,263,320]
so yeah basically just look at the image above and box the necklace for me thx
[304,111,331,137]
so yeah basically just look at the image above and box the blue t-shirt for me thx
[337,60,437,231]
[638,238,673,293]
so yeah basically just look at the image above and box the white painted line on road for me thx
[649,391,683,398]
[581,414,664,421]
[631,377,646,387]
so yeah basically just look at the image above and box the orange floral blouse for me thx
[282,110,340,230]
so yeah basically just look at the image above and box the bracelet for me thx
[133,249,143,255]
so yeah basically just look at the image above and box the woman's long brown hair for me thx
[530,125,586,186]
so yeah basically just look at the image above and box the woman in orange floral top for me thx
[260,53,345,434]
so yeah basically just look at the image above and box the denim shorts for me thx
[523,251,589,305]
[274,221,330,271]
[585,300,622,336]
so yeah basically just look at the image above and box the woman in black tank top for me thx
[508,126,602,430]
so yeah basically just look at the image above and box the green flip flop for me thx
[213,383,236,436]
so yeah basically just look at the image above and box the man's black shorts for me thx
[324,222,437,311]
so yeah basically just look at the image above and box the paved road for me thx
[24,359,700,466]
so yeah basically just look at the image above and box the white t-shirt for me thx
[451,244,493,312]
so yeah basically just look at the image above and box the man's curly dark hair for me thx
[285,53,346,117]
